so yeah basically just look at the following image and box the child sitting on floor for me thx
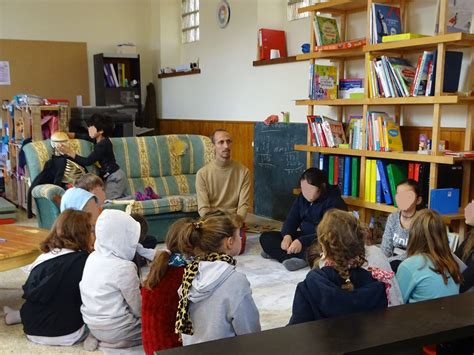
[396,209,462,304]
[4,209,93,347]
[380,179,423,272]
[175,211,261,345]
[141,219,189,354]
[289,209,389,325]
[80,209,142,351]
[74,173,106,206]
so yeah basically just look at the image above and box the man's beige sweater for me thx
[195,160,250,219]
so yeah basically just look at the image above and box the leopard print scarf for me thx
[175,252,236,339]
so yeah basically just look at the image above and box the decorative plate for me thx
[217,0,231,28]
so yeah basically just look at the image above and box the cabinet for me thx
[296,0,474,235]
[93,53,142,123]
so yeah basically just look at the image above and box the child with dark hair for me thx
[4,209,94,347]
[141,219,188,354]
[380,179,423,272]
[289,209,388,324]
[130,213,158,268]
[259,167,347,271]
[60,113,126,200]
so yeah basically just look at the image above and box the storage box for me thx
[429,188,460,215]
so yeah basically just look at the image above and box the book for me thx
[343,156,351,196]
[375,160,382,203]
[372,3,402,44]
[314,38,366,51]
[313,15,340,46]
[386,163,407,207]
[351,157,359,198]
[311,65,338,100]
[365,159,372,201]
[430,188,460,215]
[386,57,416,97]
[435,0,473,34]
[384,118,403,152]
[337,156,345,195]
[412,51,435,96]
[370,159,377,203]
[444,151,474,157]
[320,116,346,147]
[376,160,393,205]
[382,33,428,42]
[339,79,363,99]
[258,29,287,60]
[328,155,335,185]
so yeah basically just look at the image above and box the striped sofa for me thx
[24,134,214,240]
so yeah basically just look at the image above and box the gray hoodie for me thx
[182,261,261,346]
[80,209,141,331]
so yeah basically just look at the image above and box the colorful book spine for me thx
[343,156,351,196]
[351,157,359,198]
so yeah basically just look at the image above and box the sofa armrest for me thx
[32,184,65,208]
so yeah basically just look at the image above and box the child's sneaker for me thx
[135,191,150,201]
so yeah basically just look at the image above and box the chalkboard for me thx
[253,122,308,221]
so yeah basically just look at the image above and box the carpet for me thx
[0,215,308,354]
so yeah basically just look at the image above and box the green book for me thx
[328,155,334,185]
[351,157,359,197]
[386,163,408,207]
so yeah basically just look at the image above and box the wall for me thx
[0,0,153,106]
[156,0,472,128]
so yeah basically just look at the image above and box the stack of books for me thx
[307,115,346,148]
[365,111,403,152]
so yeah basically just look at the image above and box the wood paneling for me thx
[158,119,255,211]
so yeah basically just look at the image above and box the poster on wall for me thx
[0,61,11,85]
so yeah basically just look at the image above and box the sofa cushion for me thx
[129,195,183,215]
[125,174,196,197]
[180,194,198,213]
[111,135,213,184]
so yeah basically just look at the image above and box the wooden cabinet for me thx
[296,0,474,236]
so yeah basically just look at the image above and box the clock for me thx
[216,0,231,28]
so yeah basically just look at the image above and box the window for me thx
[287,0,317,21]
[181,0,200,43]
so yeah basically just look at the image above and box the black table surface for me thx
[158,292,474,355]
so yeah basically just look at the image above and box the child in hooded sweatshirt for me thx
[289,209,389,325]
[141,219,188,354]
[80,209,142,351]
[3,209,93,346]
[175,211,261,345]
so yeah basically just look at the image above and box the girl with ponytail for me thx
[174,211,261,345]
[289,209,389,325]
[141,219,190,354]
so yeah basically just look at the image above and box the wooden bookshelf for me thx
[294,0,474,229]
[253,56,299,66]
[299,0,368,15]
[364,32,474,53]
[293,145,466,164]
[296,47,365,61]
[158,69,201,79]
[296,95,474,106]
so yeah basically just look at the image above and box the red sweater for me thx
[141,266,184,354]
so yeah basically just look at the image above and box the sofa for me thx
[24,134,214,241]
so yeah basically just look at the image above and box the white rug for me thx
[0,230,309,354]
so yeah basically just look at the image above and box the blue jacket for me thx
[281,185,347,247]
[289,267,388,325]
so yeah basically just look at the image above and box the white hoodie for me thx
[80,209,141,331]
[182,261,261,345]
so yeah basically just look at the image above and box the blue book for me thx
[343,156,351,196]
[319,154,329,175]
[372,4,402,44]
[376,160,392,205]
[375,162,382,203]
[430,188,460,215]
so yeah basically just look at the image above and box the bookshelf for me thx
[93,53,141,123]
[296,0,474,235]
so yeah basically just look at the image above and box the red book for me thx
[408,163,414,179]
[258,29,287,60]
[410,55,423,96]
[333,156,339,185]
[414,163,421,182]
